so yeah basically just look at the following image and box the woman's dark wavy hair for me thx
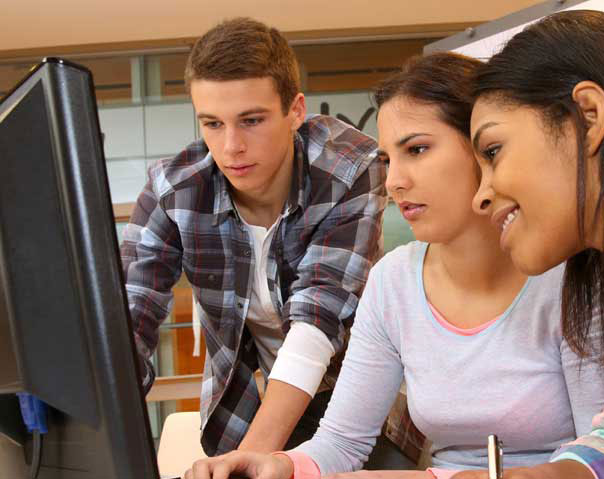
[474,10,604,364]
[373,52,483,138]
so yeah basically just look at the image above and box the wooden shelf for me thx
[146,374,203,402]
[113,202,135,223]
[146,371,265,403]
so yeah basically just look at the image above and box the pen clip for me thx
[487,434,503,479]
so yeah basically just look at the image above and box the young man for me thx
[120,17,387,456]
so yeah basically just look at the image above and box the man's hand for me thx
[450,460,594,479]
[184,451,294,479]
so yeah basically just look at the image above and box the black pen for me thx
[487,434,503,479]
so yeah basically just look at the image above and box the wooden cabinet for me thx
[171,280,205,411]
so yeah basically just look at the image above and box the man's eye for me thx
[243,117,263,126]
[482,145,501,163]
[203,121,222,129]
[409,145,428,155]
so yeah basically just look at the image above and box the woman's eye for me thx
[482,144,501,163]
[408,145,428,156]
[378,154,390,165]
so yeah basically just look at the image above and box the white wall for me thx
[99,102,196,203]
[453,0,604,59]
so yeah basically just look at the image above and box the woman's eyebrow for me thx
[397,133,431,147]
[472,122,499,150]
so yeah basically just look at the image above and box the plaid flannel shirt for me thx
[384,390,429,466]
[120,114,387,456]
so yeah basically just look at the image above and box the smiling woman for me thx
[471,103,580,274]
[470,10,604,366]
[456,9,604,479]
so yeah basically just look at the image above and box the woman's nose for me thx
[472,171,495,215]
[385,162,412,195]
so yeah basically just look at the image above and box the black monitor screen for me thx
[0,58,159,479]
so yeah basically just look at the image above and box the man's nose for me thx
[224,127,245,156]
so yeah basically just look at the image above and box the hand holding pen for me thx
[450,433,595,479]
[447,435,502,479]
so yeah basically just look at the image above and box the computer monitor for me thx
[0,58,160,479]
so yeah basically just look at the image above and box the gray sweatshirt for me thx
[295,242,604,472]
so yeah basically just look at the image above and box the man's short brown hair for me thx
[185,17,301,114]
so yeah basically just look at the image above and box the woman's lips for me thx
[491,204,520,231]
[499,206,520,250]
[399,202,427,221]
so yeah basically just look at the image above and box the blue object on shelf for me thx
[16,393,48,434]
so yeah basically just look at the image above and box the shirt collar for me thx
[285,132,307,216]
[212,169,237,226]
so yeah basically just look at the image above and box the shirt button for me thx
[208,274,215,281]
[237,302,244,309]
[244,249,251,257]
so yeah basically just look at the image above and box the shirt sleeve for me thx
[268,322,335,397]
[425,469,458,479]
[559,315,604,437]
[281,153,387,354]
[550,441,602,479]
[550,407,604,479]
[551,315,604,478]
[120,171,183,392]
[292,262,404,474]
[275,451,321,479]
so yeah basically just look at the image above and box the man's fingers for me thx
[187,455,232,479]
[183,451,284,479]
[183,452,254,479]
[185,457,211,479]
[212,457,243,479]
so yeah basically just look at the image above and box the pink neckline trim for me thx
[428,302,500,336]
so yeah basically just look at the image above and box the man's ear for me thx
[572,81,604,157]
[289,93,306,131]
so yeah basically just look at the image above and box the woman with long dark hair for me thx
[460,9,604,479]
[183,52,604,479]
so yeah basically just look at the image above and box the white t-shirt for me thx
[242,216,335,397]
